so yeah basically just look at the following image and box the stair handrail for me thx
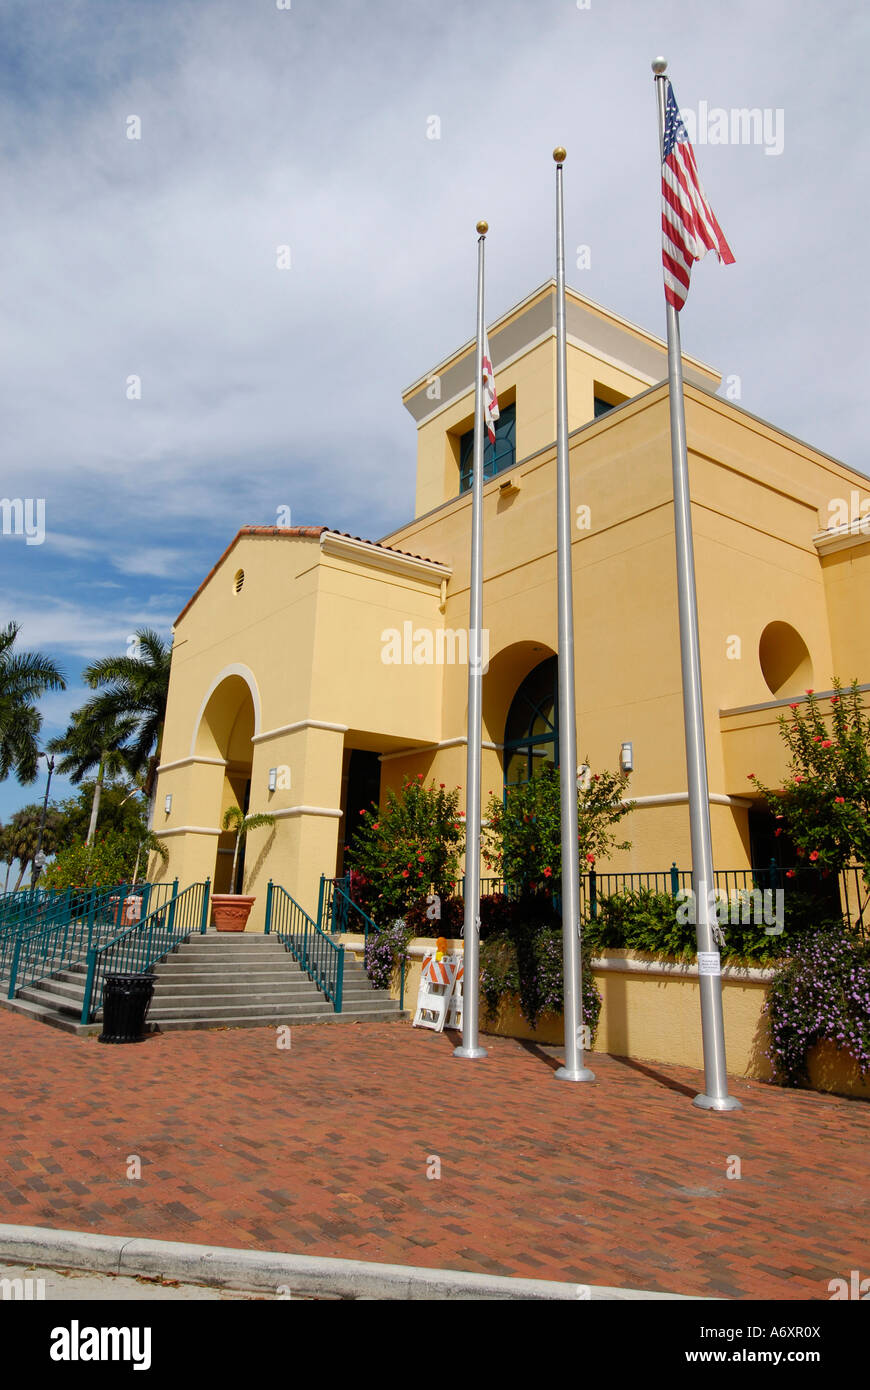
[5,881,180,999]
[329,882,408,1010]
[265,881,344,1012]
[80,880,210,1025]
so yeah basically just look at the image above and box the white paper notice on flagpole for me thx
[697,951,721,977]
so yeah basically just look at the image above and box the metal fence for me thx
[80,880,210,1025]
[318,860,866,934]
[266,881,344,1011]
[5,881,181,999]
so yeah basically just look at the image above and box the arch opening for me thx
[759,622,813,698]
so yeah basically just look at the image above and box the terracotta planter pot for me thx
[211,894,256,932]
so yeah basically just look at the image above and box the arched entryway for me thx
[193,672,258,893]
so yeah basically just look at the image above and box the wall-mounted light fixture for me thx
[268,767,278,792]
[164,793,173,814]
[620,742,633,773]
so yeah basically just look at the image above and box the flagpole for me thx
[454,219,490,1061]
[653,59,740,1111]
[553,150,594,1085]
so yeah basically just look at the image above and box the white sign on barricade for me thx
[413,952,460,1032]
[122,896,142,926]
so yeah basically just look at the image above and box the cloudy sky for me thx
[1,0,867,824]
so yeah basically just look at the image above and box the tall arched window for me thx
[503,656,558,789]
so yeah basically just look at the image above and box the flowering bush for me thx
[764,928,870,1084]
[345,777,464,922]
[41,829,166,890]
[748,680,870,892]
[483,762,632,892]
[363,919,413,990]
[480,924,601,1034]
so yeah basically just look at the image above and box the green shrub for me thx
[480,925,601,1036]
[582,886,846,965]
[42,829,166,890]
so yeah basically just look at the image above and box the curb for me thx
[0,1224,705,1301]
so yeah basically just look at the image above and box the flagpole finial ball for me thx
[476,220,488,235]
[651,57,668,75]
[553,146,567,163]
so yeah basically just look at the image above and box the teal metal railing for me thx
[317,874,518,933]
[321,881,407,1010]
[0,888,74,978]
[317,859,865,942]
[0,887,51,930]
[317,874,350,934]
[6,881,180,998]
[839,864,868,937]
[79,880,211,1025]
[265,881,344,1011]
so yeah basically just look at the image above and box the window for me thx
[459,402,516,494]
[503,656,559,789]
[593,385,628,420]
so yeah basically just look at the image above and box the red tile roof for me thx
[174,525,445,627]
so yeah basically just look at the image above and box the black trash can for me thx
[99,972,156,1044]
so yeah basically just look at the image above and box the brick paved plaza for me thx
[0,1010,867,1300]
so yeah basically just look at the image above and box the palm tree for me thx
[80,628,172,815]
[48,707,138,845]
[4,803,63,889]
[0,621,66,783]
[0,823,12,893]
[222,806,276,894]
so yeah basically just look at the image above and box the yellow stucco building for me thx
[153,281,870,928]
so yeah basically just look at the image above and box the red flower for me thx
[372,822,380,830]
[417,853,424,862]
[747,773,755,780]
[402,870,409,878]
[417,773,424,780]
[543,866,553,878]
[774,828,782,837]
[809,851,819,862]
[439,783,445,788]
[835,797,845,805]
[789,703,798,711]
[830,696,839,705]
[822,740,832,748]
[805,688,814,695]
[794,775,803,784]
[586,854,595,863]
[786,869,796,879]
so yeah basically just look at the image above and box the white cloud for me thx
[12,601,174,660]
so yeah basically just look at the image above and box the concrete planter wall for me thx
[338,936,869,1100]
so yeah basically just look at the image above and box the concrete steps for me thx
[1,928,406,1036]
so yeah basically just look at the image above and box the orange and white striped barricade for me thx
[444,953,464,1031]
[121,895,142,926]
[413,952,459,1032]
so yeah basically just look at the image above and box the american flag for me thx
[661,81,734,310]
[482,330,499,444]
